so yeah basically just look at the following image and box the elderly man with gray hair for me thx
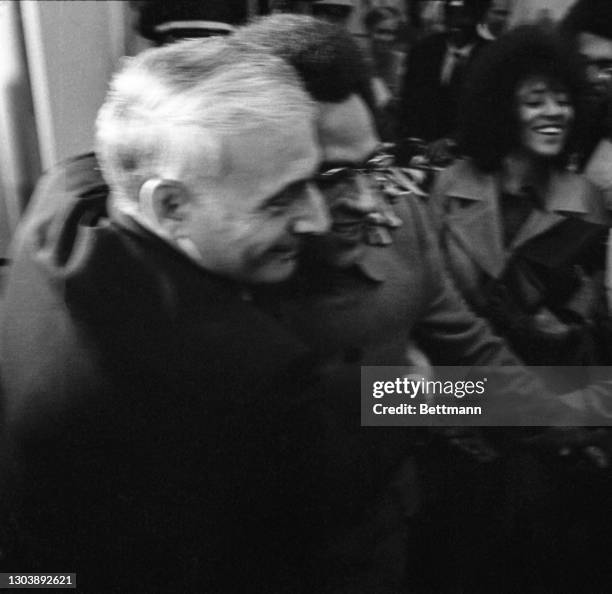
[0,38,329,593]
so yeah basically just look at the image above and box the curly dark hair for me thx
[457,25,587,172]
[230,14,376,111]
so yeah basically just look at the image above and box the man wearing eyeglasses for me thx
[235,13,610,415]
[561,0,612,172]
[560,0,612,310]
[305,99,400,268]
[232,15,612,593]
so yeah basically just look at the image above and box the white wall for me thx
[0,0,40,250]
[509,0,576,26]
[17,0,581,174]
[21,0,127,170]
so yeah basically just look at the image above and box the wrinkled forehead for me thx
[578,32,612,61]
[316,95,380,164]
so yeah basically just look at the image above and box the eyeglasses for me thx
[315,151,396,185]
[315,145,426,203]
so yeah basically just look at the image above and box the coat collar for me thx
[440,161,505,277]
[440,159,606,278]
[445,160,592,215]
[355,244,388,282]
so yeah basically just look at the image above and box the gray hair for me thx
[95,37,316,208]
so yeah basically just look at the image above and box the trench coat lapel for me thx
[509,171,591,250]
[443,166,506,278]
[508,209,566,251]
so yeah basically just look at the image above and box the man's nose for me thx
[347,172,380,215]
[291,182,332,235]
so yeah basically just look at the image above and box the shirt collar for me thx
[477,23,496,41]
[446,40,476,58]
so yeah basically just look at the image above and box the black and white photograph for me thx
[0,0,611,592]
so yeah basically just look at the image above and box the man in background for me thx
[561,0,612,176]
[477,0,513,40]
[560,0,612,308]
[233,15,609,592]
[398,0,492,159]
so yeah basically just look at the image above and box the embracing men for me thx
[0,16,601,594]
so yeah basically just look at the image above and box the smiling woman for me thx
[457,24,585,173]
[431,24,612,367]
[427,25,612,592]
[515,75,574,159]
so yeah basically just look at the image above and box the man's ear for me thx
[138,178,190,235]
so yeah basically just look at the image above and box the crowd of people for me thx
[0,0,611,592]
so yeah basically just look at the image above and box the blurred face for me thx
[371,16,399,53]
[313,95,383,268]
[183,123,330,283]
[483,0,511,38]
[578,32,612,102]
[416,0,447,35]
[445,0,478,46]
[515,76,574,159]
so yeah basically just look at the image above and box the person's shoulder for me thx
[552,168,612,226]
[390,193,436,254]
[438,157,481,178]
[431,158,489,197]
[10,152,111,271]
[34,152,106,203]
[20,152,106,226]
[584,138,612,193]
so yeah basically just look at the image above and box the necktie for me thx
[448,50,468,94]
[441,48,466,86]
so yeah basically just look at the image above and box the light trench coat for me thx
[430,158,612,367]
